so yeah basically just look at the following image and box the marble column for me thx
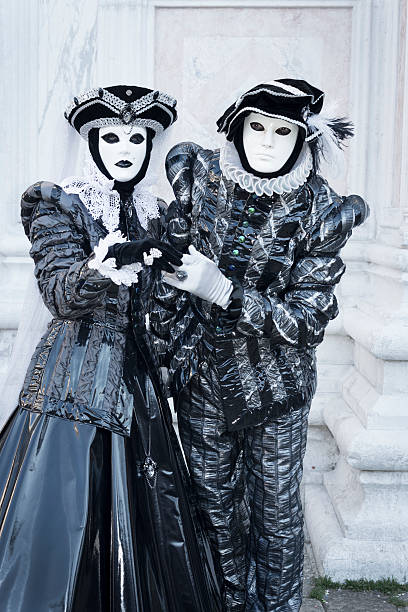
[304,0,408,581]
[0,0,141,385]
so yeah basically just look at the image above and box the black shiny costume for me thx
[150,142,369,611]
[0,181,219,611]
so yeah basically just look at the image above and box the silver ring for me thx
[176,270,188,281]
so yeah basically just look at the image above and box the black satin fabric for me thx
[154,143,369,431]
[0,181,220,611]
[0,334,219,611]
[177,365,311,611]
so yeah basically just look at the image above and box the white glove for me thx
[162,244,233,309]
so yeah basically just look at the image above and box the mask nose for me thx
[119,148,132,161]
[263,127,275,148]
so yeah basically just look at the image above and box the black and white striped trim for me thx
[79,117,164,139]
[65,87,176,120]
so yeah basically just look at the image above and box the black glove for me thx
[103,238,182,273]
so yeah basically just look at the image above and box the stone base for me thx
[304,483,408,582]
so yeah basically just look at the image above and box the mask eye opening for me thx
[275,126,292,136]
[250,122,265,132]
[101,132,120,144]
[129,133,145,145]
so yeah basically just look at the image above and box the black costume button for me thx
[153,90,159,100]
[73,97,79,105]
[98,88,104,98]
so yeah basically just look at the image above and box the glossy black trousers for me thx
[0,385,219,611]
[177,363,310,612]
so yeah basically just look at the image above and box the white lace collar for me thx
[61,159,159,233]
[219,140,313,197]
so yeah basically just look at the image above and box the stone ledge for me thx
[324,458,408,540]
[304,483,408,582]
[344,240,408,273]
[303,425,338,484]
[309,394,345,428]
[324,401,408,470]
[342,369,408,430]
[343,308,408,361]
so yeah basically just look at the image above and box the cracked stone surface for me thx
[301,600,325,611]
[322,590,398,611]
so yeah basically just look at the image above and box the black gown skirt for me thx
[0,334,220,612]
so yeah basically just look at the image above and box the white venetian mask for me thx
[242,112,299,174]
[98,124,148,182]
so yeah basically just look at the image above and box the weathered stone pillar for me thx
[304,0,408,581]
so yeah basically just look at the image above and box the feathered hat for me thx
[216,79,353,171]
[65,85,177,139]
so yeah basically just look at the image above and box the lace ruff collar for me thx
[219,141,313,197]
[61,160,159,233]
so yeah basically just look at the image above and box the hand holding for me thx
[162,245,232,309]
[103,238,182,273]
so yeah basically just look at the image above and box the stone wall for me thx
[0,0,406,581]
[304,0,408,581]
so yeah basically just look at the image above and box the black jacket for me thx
[151,142,369,430]
[19,181,165,436]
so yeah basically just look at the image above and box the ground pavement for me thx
[301,541,408,612]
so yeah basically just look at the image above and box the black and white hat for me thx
[217,79,353,170]
[217,79,324,140]
[65,85,177,138]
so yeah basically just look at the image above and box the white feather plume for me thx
[306,114,342,168]
[305,110,353,176]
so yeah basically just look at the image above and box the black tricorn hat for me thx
[65,85,177,138]
[217,79,324,140]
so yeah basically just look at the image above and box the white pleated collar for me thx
[219,140,313,197]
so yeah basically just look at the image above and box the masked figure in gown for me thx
[151,79,369,611]
[0,85,219,612]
